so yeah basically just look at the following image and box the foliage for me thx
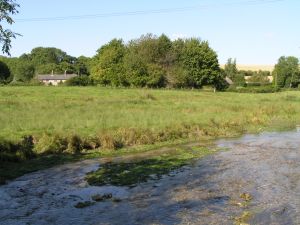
[224,58,246,86]
[91,39,127,86]
[23,47,77,74]
[7,79,43,86]
[12,60,35,82]
[67,135,83,154]
[74,56,91,75]
[273,56,300,88]
[0,47,93,83]
[246,72,270,84]
[180,38,221,89]
[227,85,280,93]
[124,34,170,87]
[145,64,166,88]
[0,0,19,55]
[224,58,238,80]
[90,34,224,90]
[64,75,93,86]
[0,136,35,162]
[239,70,271,77]
[0,60,10,83]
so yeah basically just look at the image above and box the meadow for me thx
[1,86,300,142]
[1,86,300,182]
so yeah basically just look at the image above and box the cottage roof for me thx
[225,76,234,85]
[37,74,77,80]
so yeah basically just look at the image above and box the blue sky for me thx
[8,0,300,64]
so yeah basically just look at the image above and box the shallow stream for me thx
[0,131,299,225]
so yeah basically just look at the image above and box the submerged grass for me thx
[86,146,212,186]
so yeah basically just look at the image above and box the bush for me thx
[18,135,35,160]
[67,134,83,154]
[227,85,281,93]
[64,76,93,86]
[0,136,35,162]
[82,136,101,150]
[99,133,123,150]
[7,80,43,86]
[34,134,68,154]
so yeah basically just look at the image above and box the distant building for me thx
[225,77,234,85]
[37,72,77,86]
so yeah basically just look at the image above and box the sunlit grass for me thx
[1,86,300,142]
[1,86,300,183]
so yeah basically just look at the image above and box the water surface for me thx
[0,131,299,225]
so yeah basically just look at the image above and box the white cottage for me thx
[37,73,77,86]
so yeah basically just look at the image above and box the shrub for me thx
[99,133,123,150]
[34,134,68,154]
[7,80,43,86]
[0,139,19,162]
[227,85,280,93]
[82,136,101,150]
[67,134,83,154]
[18,135,35,160]
[0,136,35,162]
[64,76,93,86]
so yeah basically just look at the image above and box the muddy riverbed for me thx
[0,131,299,225]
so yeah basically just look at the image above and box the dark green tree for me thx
[24,47,76,74]
[13,60,35,82]
[74,56,91,75]
[0,60,10,83]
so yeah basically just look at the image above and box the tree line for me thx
[0,33,299,90]
[90,34,226,89]
[0,47,91,83]
[0,34,227,90]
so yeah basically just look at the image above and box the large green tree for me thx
[91,39,127,86]
[0,0,19,55]
[273,56,300,88]
[124,34,167,87]
[180,38,221,89]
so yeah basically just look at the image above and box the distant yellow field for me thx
[237,65,274,72]
[221,64,274,72]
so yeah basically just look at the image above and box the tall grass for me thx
[1,86,300,150]
[1,86,300,183]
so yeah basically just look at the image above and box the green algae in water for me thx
[86,146,212,186]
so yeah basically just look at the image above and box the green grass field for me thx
[1,86,300,183]
[1,86,300,142]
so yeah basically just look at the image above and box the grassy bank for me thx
[1,87,300,182]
